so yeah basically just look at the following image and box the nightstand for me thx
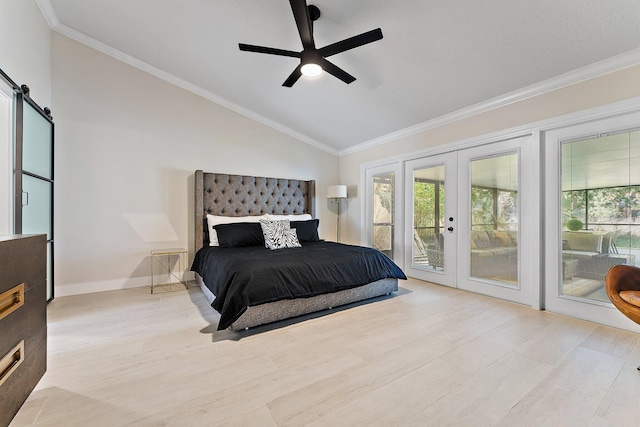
[150,248,188,294]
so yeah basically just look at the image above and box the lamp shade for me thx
[327,185,347,199]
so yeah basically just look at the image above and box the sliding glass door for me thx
[545,110,640,330]
[15,93,54,302]
[561,133,639,303]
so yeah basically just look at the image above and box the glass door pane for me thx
[21,174,52,239]
[560,131,640,303]
[365,162,403,266]
[372,172,395,259]
[22,101,53,179]
[412,165,445,271]
[469,153,519,286]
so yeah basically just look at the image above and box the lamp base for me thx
[329,198,342,242]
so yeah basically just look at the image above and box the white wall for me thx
[339,65,640,245]
[52,33,339,296]
[0,1,51,107]
[0,0,51,235]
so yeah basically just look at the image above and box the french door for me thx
[405,135,538,306]
[404,153,457,287]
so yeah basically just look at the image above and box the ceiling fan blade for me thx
[282,64,303,87]
[319,58,355,84]
[319,28,383,58]
[290,0,315,49]
[239,43,301,58]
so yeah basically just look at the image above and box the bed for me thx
[192,170,406,331]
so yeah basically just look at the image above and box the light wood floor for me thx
[10,278,640,427]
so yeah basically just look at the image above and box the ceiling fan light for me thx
[301,63,322,78]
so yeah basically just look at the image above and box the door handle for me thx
[22,191,29,207]
[447,227,454,232]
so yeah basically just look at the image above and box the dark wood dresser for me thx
[0,234,47,426]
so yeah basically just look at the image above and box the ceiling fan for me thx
[238,0,383,87]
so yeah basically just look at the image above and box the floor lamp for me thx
[327,185,347,242]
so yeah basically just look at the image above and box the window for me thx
[560,129,640,302]
[372,172,395,258]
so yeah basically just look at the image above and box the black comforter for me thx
[191,241,406,330]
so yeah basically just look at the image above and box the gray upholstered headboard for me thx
[194,170,316,252]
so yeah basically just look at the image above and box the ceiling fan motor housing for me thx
[308,5,320,21]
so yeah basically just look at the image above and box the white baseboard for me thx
[54,272,196,297]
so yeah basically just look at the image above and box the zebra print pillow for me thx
[259,219,302,250]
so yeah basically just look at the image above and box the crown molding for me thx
[36,1,338,156]
[35,0,59,28]
[339,47,640,157]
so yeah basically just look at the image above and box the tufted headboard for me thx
[194,170,316,252]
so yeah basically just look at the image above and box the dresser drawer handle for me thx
[0,341,25,387]
[0,283,25,321]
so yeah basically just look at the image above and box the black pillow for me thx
[290,219,320,242]
[214,222,265,247]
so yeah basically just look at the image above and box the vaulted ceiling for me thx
[38,0,640,155]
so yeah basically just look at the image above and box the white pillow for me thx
[206,214,266,246]
[265,213,312,221]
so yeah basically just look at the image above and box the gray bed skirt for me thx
[195,274,398,331]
